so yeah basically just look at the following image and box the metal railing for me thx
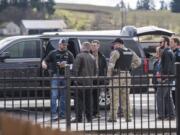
[0,64,179,135]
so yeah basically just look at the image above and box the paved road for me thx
[0,93,176,133]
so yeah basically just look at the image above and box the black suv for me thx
[0,26,174,100]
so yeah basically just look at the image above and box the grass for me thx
[52,9,94,30]
[124,10,180,34]
[53,4,180,34]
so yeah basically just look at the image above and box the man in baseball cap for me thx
[59,38,69,45]
[58,38,69,52]
[42,37,74,121]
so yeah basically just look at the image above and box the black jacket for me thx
[73,51,96,85]
[45,49,74,75]
[174,48,180,62]
[91,51,107,85]
[98,52,107,76]
[161,48,175,76]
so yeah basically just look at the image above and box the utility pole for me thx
[120,0,126,29]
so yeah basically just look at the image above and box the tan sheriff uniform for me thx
[107,47,141,122]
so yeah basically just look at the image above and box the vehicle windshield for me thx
[0,37,18,50]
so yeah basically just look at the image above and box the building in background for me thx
[20,20,67,35]
[0,22,20,36]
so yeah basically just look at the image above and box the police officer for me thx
[42,38,74,120]
[107,38,141,122]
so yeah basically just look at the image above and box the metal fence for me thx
[0,64,179,135]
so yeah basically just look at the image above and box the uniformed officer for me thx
[42,38,74,120]
[107,38,141,122]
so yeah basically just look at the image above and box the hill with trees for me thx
[0,0,55,24]
[0,0,180,34]
[54,2,180,34]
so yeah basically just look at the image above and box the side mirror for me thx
[0,52,10,61]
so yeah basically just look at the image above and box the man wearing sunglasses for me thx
[156,36,175,120]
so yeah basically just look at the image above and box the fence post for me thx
[65,65,71,131]
[176,63,180,135]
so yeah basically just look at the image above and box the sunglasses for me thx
[159,41,164,44]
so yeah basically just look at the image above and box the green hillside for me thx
[53,9,94,30]
[53,3,180,34]
[125,10,180,34]
[55,3,118,13]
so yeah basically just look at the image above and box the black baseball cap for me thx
[59,38,69,45]
[112,38,124,44]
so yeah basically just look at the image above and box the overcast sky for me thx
[55,0,171,9]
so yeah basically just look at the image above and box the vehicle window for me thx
[68,39,80,57]
[80,38,113,58]
[42,39,58,58]
[124,40,142,57]
[49,38,78,57]
[98,39,113,58]
[79,38,143,58]
[140,42,159,58]
[50,39,59,49]
[6,40,41,58]
[0,37,17,50]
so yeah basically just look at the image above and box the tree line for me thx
[119,0,180,12]
[0,0,179,30]
[0,0,55,24]
[171,0,180,12]
[0,0,55,14]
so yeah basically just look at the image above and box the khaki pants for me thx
[109,72,131,120]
